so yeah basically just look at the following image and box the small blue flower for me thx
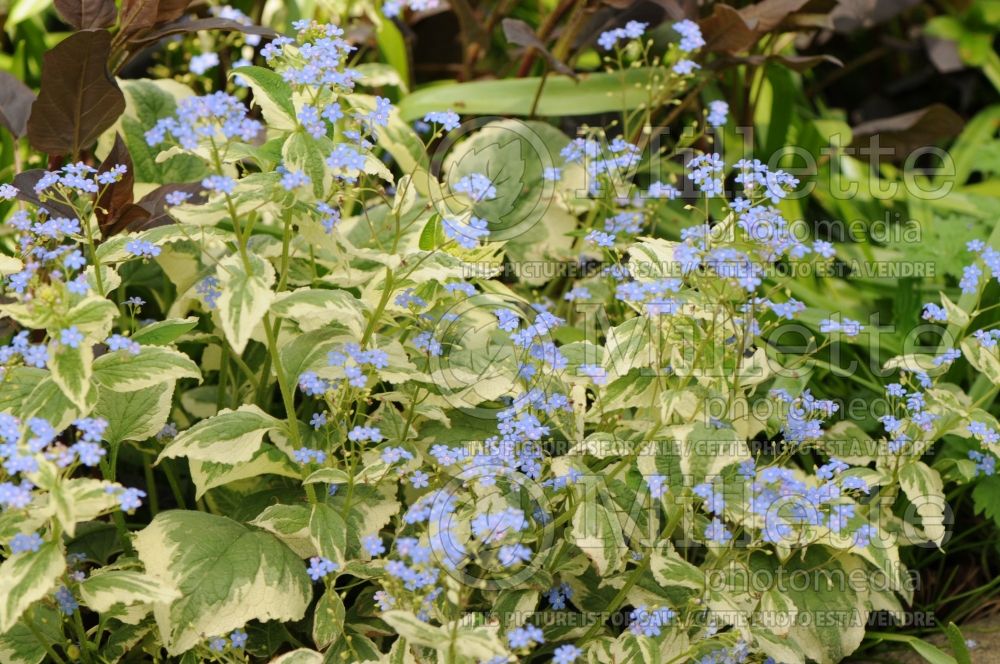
[60,326,84,348]
[229,629,248,649]
[9,532,43,554]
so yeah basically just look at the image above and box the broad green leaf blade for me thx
[133,510,311,655]
[570,490,627,575]
[79,570,181,612]
[93,346,201,392]
[189,445,298,500]
[157,404,281,465]
[48,342,93,411]
[312,589,345,650]
[130,317,199,346]
[216,252,276,354]
[95,382,175,445]
[230,66,297,131]
[397,68,664,120]
[0,542,66,634]
[271,288,367,336]
[0,605,62,664]
[899,461,947,546]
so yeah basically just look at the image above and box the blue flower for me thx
[409,470,430,488]
[57,326,84,349]
[202,175,236,194]
[229,629,248,649]
[673,19,705,52]
[55,587,78,615]
[125,239,161,259]
[9,532,43,554]
[307,556,338,581]
[423,110,460,131]
[553,644,582,663]
[189,52,219,75]
[707,100,729,127]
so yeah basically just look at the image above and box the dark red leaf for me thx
[117,0,159,42]
[850,104,965,159]
[53,0,117,29]
[26,30,126,158]
[11,170,78,219]
[0,72,36,138]
[126,17,277,48]
[699,4,759,53]
[95,134,136,235]
[154,0,192,24]
[102,183,206,236]
[502,18,578,79]
[739,0,811,32]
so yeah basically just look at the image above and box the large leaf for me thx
[94,382,175,445]
[0,543,66,634]
[779,549,869,664]
[397,67,666,120]
[0,72,35,138]
[92,346,201,392]
[216,252,276,354]
[79,570,180,612]
[133,510,311,655]
[53,0,117,29]
[230,66,297,131]
[26,30,126,157]
[48,341,93,412]
[899,461,948,546]
[157,404,282,465]
[570,489,627,575]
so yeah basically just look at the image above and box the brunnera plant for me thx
[0,14,999,664]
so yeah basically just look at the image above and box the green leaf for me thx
[0,542,66,634]
[650,545,704,591]
[570,487,627,575]
[308,504,347,564]
[0,367,44,416]
[133,510,311,655]
[961,338,1000,385]
[230,66,297,131]
[130,317,199,346]
[250,505,315,558]
[282,132,329,198]
[379,610,447,649]
[271,288,367,336]
[302,468,350,485]
[21,375,95,431]
[270,649,324,664]
[157,404,282,465]
[899,461,948,546]
[119,79,208,184]
[0,605,62,664]
[946,623,973,664]
[62,296,118,339]
[95,382,174,445]
[780,549,869,664]
[48,341,93,411]
[79,570,181,613]
[93,346,201,392]
[868,632,958,664]
[189,445,298,500]
[312,589,345,650]
[397,68,667,120]
[216,252,276,354]
[53,479,121,536]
